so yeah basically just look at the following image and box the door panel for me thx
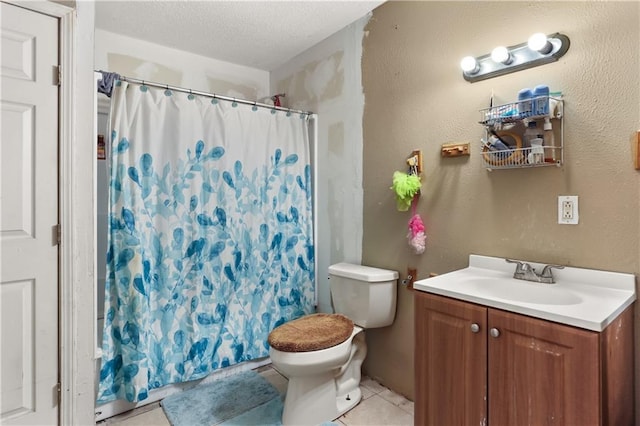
[415,292,488,426]
[1,23,35,81]
[488,309,600,426]
[1,3,60,425]
[1,102,35,237]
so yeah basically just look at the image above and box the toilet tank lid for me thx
[328,263,399,282]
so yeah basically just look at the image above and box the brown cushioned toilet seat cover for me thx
[268,313,354,352]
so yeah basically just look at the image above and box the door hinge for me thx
[55,65,61,86]
[55,224,61,245]
[53,381,61,406]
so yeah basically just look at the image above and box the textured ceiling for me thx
[94,0,385,71]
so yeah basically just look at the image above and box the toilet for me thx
[268,263,398,425]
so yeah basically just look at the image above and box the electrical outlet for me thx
[558,195,579,224]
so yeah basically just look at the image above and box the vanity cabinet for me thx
[415,291,634,426]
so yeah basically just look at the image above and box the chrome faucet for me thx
[505,259,564,284]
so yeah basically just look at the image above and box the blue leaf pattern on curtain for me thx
[97,82,314,403]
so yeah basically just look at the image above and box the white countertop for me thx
[413,254,636,332]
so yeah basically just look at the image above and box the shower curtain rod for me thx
[98,72,314,116]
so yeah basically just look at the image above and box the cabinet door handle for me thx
[470,323,480,333]
[490,328,500,338]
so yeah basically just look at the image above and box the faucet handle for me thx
[540,264,564,279]
[505,258,530,272]
[505,258,523,268]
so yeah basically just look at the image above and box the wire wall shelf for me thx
[479,96,563,126]
[481,145,562,170]
[479,96,564,171]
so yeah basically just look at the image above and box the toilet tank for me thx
[328,263,399,328]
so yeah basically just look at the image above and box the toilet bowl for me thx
[270,325,365,424]
[268,263,398,426]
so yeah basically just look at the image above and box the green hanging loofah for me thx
[391,171,421,211]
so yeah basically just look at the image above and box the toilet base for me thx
[280,332,367,426]
[336,386,362,417]
[282,375,363,426]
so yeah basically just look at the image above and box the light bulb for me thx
[491,46,512,64]
[460,56,479,74]
[528,33,552,54]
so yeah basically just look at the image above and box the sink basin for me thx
[460,277,583,305]
[412,254,637,331]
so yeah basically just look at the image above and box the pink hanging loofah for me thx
[407,213,426,254]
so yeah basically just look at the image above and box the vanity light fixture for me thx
[461,32,570,83]
[490,46,512,65]
[460,56,479,74]
[528,32,554,54]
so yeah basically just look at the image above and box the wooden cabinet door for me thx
[415,292,488,426]
[488,309,600,426]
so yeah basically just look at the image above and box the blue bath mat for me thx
[161,370,282,426]
[218,395,283,425]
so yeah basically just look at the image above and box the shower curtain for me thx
[97,81,315,403]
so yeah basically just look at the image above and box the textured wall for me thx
[362,1,640,403]
[95,29,270,100]
[271,16,369,313]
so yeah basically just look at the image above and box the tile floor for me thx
[101,365,414,426]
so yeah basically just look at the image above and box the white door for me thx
[1,2,60,425]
